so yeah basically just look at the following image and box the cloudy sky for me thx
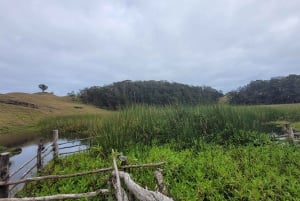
[1,0,300,95]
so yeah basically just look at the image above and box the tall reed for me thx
[90,104,295,152]
[38,104,300,152]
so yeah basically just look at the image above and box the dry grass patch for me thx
[0,92,110,135]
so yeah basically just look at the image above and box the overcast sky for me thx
[1,0,300,95]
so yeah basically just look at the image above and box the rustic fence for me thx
[277,124,300,142]
[0,130,173,200]
[0,130,91,198]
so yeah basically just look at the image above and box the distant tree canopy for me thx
[38,84,48,93]
[228,74,300,105]
[79,80,223,110]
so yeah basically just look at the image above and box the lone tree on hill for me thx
[39,84,48,92]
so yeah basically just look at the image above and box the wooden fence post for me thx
[0,152,10,198]
[37,139,44,172]
[53,130,59,159]
[288,126,295,140]
[154,168,169,195]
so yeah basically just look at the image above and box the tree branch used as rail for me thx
[0,189,109,201]
[112,150,123,201]
[0,162,165,186]
[57,137,93,146]
[41,150,53,160]
[58,144,84,150]
[41,143,53,154]
[59,149,89,156]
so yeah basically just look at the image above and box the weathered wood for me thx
[59,149,89,156]
[57,137,93,146]
[116,171,174,201]
[1,167,112,187]
[37,139,44,172]
[42,149,53,160]
[0,152,10,198]
[120,162,165,170]
[41,143,52,154]
[52,130,59,159]
[0,162,165,186]
[0,189,109,201]
[59,144,83,150]
[154,169,169,195]
[112,150,123,201]
[288,126,295,140]
[111,175,129,201]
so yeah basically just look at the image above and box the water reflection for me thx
[8,139,88,196]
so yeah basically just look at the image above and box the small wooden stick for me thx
[112,149,123,201]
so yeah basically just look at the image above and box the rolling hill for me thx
[0,92,110,135]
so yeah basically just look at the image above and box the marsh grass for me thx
[39,104,300,152]
[19,104,300,200]
[38,114,112,138]
[90,104,296,151]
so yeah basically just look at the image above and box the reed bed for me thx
[38,104,300,152]
[21,104,300,200]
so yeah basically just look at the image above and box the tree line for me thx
[78,80,223,109]
[75,74,300,109]
[228,74,300,105]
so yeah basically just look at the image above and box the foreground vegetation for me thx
[19,143,300,200]
[15,104,299,200]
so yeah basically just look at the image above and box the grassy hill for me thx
[0,92,111,146]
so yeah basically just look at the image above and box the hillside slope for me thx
[0,92,110,134]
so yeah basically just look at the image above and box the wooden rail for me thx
[0,189,110,201]
[0,130,173,200]
[1,154,168,200]
[0,162,165,186]
[0,130,93,198]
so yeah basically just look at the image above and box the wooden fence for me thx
[0,130,173,200]
[0,130,91,198]
[277,124,300,142]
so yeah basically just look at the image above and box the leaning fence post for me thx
[37,139,44,172]
[53,130,59,159]
[154,168,169,195]
[288,126,295,140]
[0,152,10,198]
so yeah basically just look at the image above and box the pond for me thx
[7,138,89,196]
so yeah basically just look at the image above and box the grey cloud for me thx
[1,0,300,95]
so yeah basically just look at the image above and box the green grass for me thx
[18,104,300,200]
[19,143,300,201]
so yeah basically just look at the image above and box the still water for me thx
[8,139,88,196]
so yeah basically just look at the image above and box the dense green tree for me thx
[228,74,300,105]
[78,80,223,109]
